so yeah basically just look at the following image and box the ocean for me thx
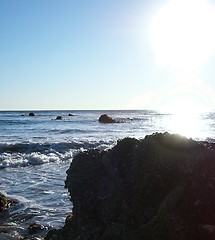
[0,110,214,239]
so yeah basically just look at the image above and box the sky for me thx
[1,0,215,111]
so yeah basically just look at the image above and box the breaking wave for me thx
[0,140,114,168]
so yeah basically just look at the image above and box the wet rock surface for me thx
[0,192,18,212]
[0,193,8,212]
[46,132,215,240]
[55,116,63,120]
[98,114,118,123]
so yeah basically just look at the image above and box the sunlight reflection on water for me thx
[164,112,211,140]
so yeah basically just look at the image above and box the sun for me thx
[143,0,215,115]
[149,0,215,74]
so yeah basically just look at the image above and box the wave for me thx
[0,140,115,169]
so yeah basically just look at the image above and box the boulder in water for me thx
[29,112,35,116]
[56,116,63,120]
[28,222,46,234]
[0,192,7,212]
[0,192,18,212]
[98,114,117,123]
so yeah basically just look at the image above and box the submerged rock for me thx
[46,132,215,240]
[28,222,46,235]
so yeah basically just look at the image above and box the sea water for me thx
[0,110,214,239]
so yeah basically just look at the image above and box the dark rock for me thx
[98,114,117,123]
[0,192,7,212]
[29,112,35,116]
[28,222,45,234]
[0,192,18,212]
[68,113,74,116]
[45,132,215,240]
[46,229,62,240]
[56,116,63,120]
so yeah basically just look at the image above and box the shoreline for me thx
[2,132,215,239]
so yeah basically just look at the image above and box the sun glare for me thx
[167,112,205,138]
[142,0,215,115]
[149,0,215,73]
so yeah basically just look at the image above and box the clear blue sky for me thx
[1,0,215,111]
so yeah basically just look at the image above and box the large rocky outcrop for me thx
[46,132,215,240]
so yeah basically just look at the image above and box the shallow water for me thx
[0,110,214,238]
[0,163,71,239]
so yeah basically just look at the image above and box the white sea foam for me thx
[0,151,75,168]
[0,138,115,168]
